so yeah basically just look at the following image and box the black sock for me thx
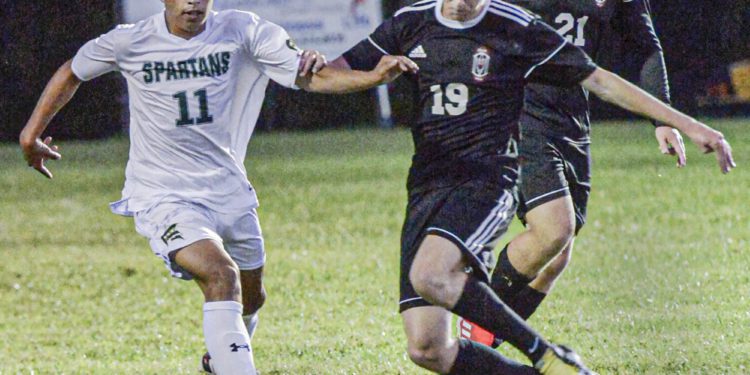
[507,285,547,321]
[448,339,537,375]
[451,277,549,364]
[490,245,534,301]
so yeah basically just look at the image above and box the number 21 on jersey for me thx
[555,13,588,47]
[431,83,468,116]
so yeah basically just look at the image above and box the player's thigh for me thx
[517,131,569,222]
[398,183,515,311]
[173,238,238,281]
[219,208,266,274]
[134,201,226,280]
[427,180,517,280]
[402,305,453,352]
[411,234,466,275]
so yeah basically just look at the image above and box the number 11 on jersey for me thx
[173,89,214,126]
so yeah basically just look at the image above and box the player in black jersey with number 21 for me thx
[460,0,737,350]
[333,0,734,374]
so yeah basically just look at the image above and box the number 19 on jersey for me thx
[431,83,469,116]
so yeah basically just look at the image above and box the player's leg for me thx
[410,234,551,365]
[174,240,257,375]
[402,305,535,374]
[457,197,575,346]
[402,182,594,374]
[202,207,268,372]
[226,207,267,338]
[506,138,592,318]
[239,268,265,337]
[134,202,257,375]
[490,127,577,304]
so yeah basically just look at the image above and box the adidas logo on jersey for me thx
[408,45,427,59]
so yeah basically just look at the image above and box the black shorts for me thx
[516,115,591,233]
[399,179,518,312]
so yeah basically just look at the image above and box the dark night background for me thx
[1,0,748,141]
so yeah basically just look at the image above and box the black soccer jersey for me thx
[343,0,597,191]
[508,0,670,137]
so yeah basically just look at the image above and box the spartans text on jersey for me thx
[142,52,231,83]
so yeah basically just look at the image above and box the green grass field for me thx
[1,120,748,374]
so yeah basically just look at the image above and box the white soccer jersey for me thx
[71,10,301,216]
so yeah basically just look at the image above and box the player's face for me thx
[163,0,214,38]
[441,0,487,22]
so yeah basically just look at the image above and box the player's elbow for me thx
[582,68,618,104]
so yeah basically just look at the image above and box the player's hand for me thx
[20,136,61,179]
[654,126,686,168]
[683,122,736,174]
[299,50,327,76]
[374,56,419,84]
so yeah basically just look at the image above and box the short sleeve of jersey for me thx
[245,17,301,89]
[518,20,598,87]
[71,27,121,81]
[342,16,403,71]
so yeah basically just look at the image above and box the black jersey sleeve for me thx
[516,20,598,87]
[616,0,672,126]
[341,16,404,71]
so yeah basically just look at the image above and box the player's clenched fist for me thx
[374,56,419,84]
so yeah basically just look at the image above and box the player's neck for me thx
[441,0,488,22]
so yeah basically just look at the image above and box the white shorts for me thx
[134,201,265,280]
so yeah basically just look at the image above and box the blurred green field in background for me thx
[0,120,748,374]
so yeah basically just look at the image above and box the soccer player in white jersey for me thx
[18,0,418,374]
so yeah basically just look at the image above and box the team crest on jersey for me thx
[472,47,491,82]
[595,0,606,7]
[286,39,300,52]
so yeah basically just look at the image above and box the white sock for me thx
[203,301,257,375]
[243,313,259,340]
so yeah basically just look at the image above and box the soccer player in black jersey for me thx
[332,0,734,374]
[458,0,735,349]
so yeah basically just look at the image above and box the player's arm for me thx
[618,0,685,166]
[20,26,119,179]
[522,20,734,173]
[18,60,81,179]
[580,68,735,173]
[296,55,418,94]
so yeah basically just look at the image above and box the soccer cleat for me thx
[457,317,499,347]
[534,345,597,375]
[201,352,214,373]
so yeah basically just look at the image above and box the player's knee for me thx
[409,266,448,303]
[534,220,574,259]
[406,340,451,372]
[243,288,266,315]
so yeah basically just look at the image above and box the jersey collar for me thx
[435,0,491,29]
